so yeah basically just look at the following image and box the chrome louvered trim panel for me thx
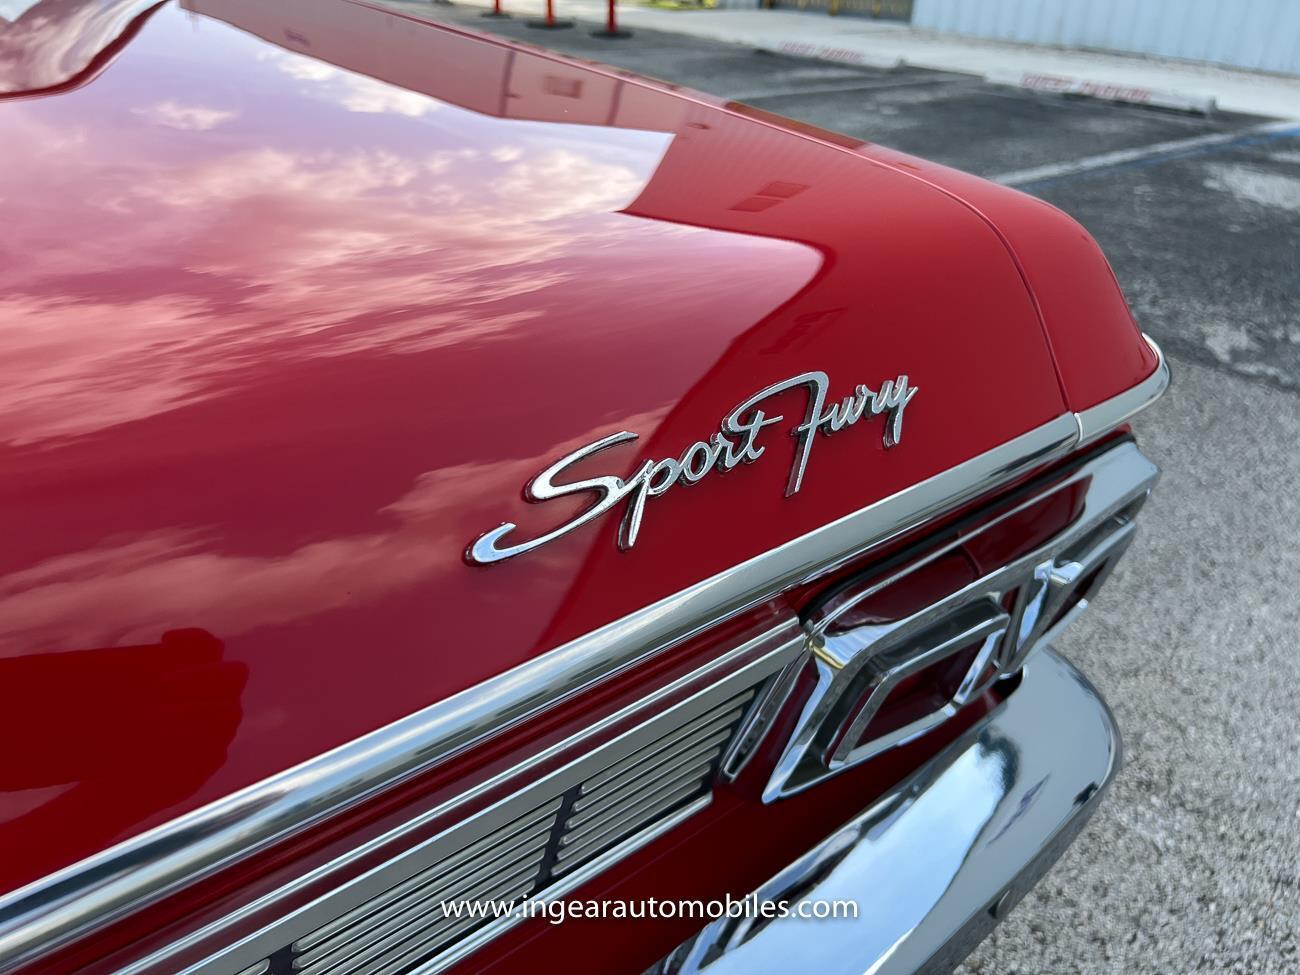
[553,692,752,874]
[290,809,555,956]
[289,802,558,975]
[276,691,753,975]
[150,626,804,975]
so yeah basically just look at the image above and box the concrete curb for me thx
[726,34,1218,115]
[764,39,902,71]
[985,69,1217,114]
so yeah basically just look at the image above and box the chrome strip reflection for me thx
[652,648,1121,975]
[0,340,1167,969]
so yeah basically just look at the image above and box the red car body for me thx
[0,2,1165,973]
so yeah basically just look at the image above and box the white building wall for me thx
[910,0,1300,75]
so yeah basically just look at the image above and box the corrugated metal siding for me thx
[911,0,1300,75]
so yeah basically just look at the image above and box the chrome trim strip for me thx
[555,780,710,866]
[2,334,1171,967]
[567,761,714,829]
[575,733,730,807]
[289,815,553,953]
[1075,334,1170,445]
[650,647,1122,975]
[583,710,742,793]
[0,415,1081,970]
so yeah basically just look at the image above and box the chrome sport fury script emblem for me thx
[468,370,918,565]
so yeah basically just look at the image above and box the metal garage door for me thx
[910,0,1300,75]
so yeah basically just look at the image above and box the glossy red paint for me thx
[0,0,1092,902]
[861,146,1160,410]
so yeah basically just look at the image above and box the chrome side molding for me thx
[0,339,1168,972]
[764,440,1157,799]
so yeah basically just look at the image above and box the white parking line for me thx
[732,76,963,104]
[993,119,1300,187]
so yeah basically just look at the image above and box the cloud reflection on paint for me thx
[268,51,441,117]
[0,85,673,443]
[133,99,238,130]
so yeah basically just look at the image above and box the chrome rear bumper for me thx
[653,646,1120,975]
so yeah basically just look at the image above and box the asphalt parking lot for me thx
[401,8,1300,971]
